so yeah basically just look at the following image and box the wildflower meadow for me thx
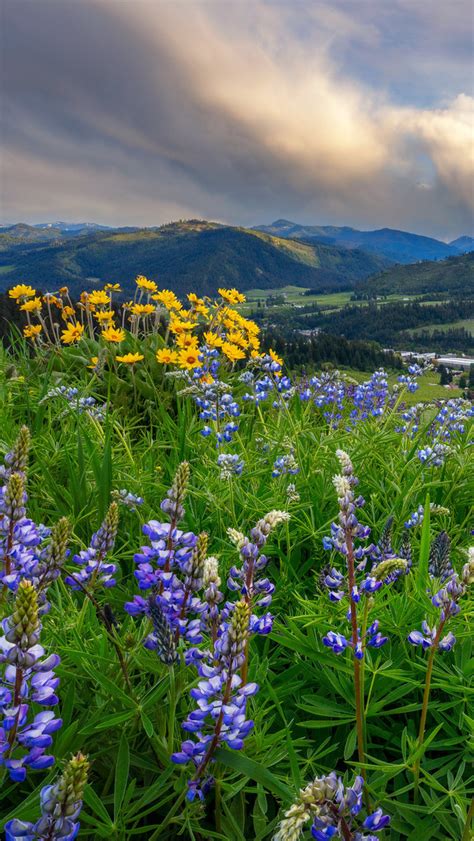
[0,278,472,841]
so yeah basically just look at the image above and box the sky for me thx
[1,0,473,240]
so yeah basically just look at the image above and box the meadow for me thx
[0,280,473,841]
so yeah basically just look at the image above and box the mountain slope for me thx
[255,219,461,263]
[0,221,390,297]
[450,236,474,254]
[356,252,474,297]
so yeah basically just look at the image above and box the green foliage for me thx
[0,342,472,840]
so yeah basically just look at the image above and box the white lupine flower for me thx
[332,474,351,497]
[227,528,247,549]
[202,556,221,588]
[335,449,353,474]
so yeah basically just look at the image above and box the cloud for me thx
[1,0,473,239]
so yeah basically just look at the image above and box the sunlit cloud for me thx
[2,0,473,240]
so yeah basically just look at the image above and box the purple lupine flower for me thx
[40,384,106,422]
[408,572,467,653]
[0,581,62,781]
[172,600,257,801]
[272,452,299,478]
[227,510,289,640]
[112,488,144,511]
[321,451,388,660]
[65,502,119,590]
[5,751,89,840]
[125,464,206,651]
[217,453,244,479]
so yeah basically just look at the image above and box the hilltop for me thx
[254,219,470,263]
[356,251,474,297]
[0,220,389,297]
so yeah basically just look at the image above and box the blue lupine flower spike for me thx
[5,751,89,840]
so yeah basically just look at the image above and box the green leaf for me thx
[114,730,130,822]
[344,726,357,760]
[214,748,293,802]
[416,493,431,595]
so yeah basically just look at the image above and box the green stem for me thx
[360,598,370,751]
[167,665,176,755]
[346,529,365,779]
[413,618,445,799]
[461,796,474,841]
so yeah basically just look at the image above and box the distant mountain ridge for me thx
[0,220,389,298]
[254,219,473,264]
[356,251,474,297]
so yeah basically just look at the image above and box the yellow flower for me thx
[9,284,36,300]
[105,283,121,291]
[62,305,75,318]
[248,335,260,351]
[156,348,179,364]
[251,350,262,359]
[94,309,115,322]
[136,275,157,292]
[200,373,214,385]
[187,293,203,305]
[222,342,245,362]
[23,324,42,339]
[101,326,125,343]
[116,352,144,364]
[152,289,182,309]
[61,322,85,344]
[195,303,209,317]
[226,331,248,349]
[178,348,202,370]
[169,318,196,335]
[20,297,42,312]
[88,290,111,306]
[131,303,155,316]
[176,333,199,351]
[59,286,69,295]
[87,356,99,369]
[269,348,284,366]
[218,288,246,304]
[203,331,224,348]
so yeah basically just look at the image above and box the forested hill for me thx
[0,221,389,297]
[356,252,474,297]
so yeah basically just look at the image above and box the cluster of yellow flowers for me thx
[9,276,281,370]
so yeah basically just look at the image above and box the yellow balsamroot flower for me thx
[59,286,69,295]
[88,290,111,306]
[101,326,125,343]
[94,309,115,322]
[105,283,121,291]
[195,303,209,317]
[156,348,179,364]
[222,342,245,362]
[153,289,182,309]
[169,318,196,335]
[248,335,261,351]
[9,284,36,300]
[178,348,202,370]
[187,293,203,305]
[136,275,158,293]
[203,331,224,348]
[23,324,42,339]
[131,303,155,316]
[116,352,144,364]
[218,288,246,305]
[20,297,42,312]
[61,322,85,344]
[88,356,99,369]
[269,348,284,366]
[200,373,214,385]
[226,331,248,349]
[176,333,199,351]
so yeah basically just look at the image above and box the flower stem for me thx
[346,529,365,779]
[461,796,474,841]
[413,618,445,799]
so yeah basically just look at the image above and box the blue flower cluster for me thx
[408,573,466,653]
[217,453,244,479]
[6,751,89,841]
[274,772,390,841]
[272,451,299,478]
[41,385,106,422]
[0,581,62,781]
[65,502,119,591]
[125,463,207,653]
[172,600,257,801]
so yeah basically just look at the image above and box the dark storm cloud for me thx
[1,0,473,239]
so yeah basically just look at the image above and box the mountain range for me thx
[0,220,390,297]
[254,219,474,263]
[0,218,472,300]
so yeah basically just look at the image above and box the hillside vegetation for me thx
[0,221,389,297]
[357,251,474,297]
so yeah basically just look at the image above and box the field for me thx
[408,319,474,337]
[0,282,473,841]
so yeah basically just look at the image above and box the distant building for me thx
[436,356,474,370]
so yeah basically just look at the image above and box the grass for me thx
[0,334,472,841]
